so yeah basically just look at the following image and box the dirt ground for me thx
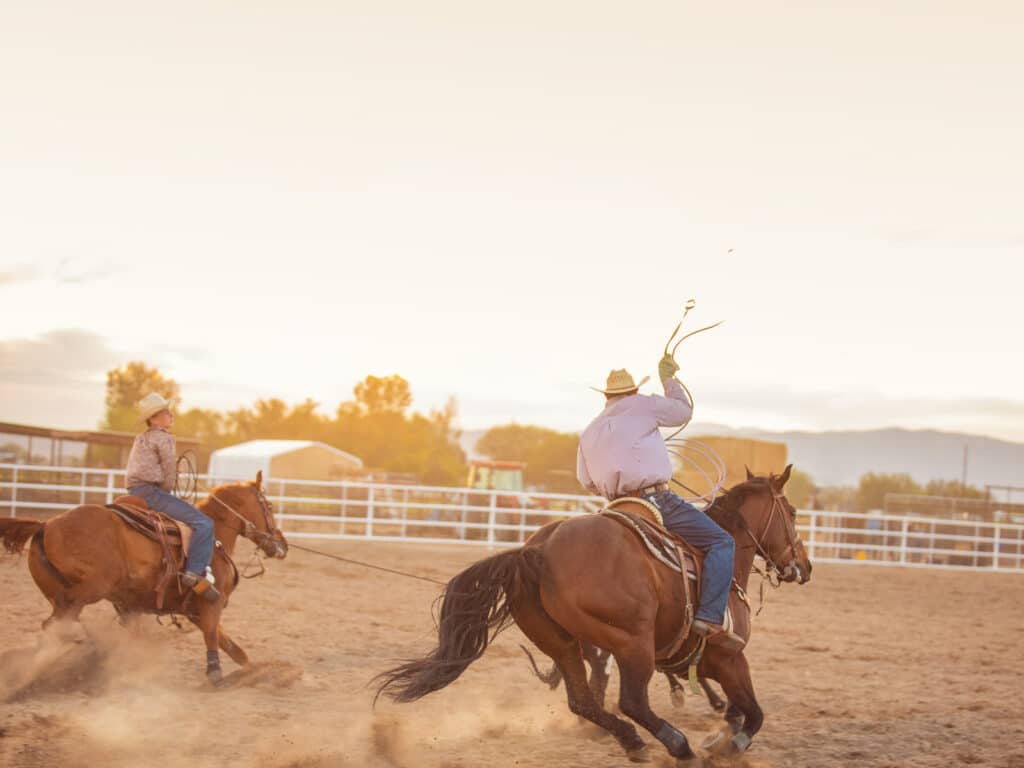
[1,538,1023,768]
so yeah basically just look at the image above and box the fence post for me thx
[339,483,347,535]
[105,471,114,504]
[401,487,408,538]
[10,466,17,517]
[487,491,497,547]
[80,468,86,505]
[899,519,908,565]
[992,523,1001,571]
[367,485,375,539]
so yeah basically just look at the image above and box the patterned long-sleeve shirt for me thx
[125,427,177,491]
[576,378,692,499]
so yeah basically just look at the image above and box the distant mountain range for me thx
[460,425,1024,489]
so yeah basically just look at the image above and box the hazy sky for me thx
[1,2,1022,441]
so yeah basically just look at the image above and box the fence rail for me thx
[1,463,1022,573]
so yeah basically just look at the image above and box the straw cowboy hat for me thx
[136,392,177,424]
[591,369,650,396]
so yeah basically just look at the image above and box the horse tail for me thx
[375,546,543,703]
[0,518,45,555]
[520,644,563,689]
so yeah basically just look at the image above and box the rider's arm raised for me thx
[648,378,692,428]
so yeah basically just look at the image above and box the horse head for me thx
[208,471,288,559]
[735,464,812,584]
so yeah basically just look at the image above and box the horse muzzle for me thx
[261,538,288,559]
[782,560,812,584]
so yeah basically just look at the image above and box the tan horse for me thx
[0,472,288,684]
[376,468,811,762]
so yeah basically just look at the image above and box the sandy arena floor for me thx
[1,538,1023,768]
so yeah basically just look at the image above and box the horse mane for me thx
[705,476,771,532]
[201,481,252,516]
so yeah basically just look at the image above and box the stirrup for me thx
[181,572,220,603]
[692,619,744,652]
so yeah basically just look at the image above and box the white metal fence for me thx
[1,463,1022,573]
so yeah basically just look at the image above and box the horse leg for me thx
[192,603,225,685]
[699,677,728,713]
[582,643,612,708]
[665,672,686,708]
[217,624,249,667]
[510,601,646,756]
[41,598,87,642]
[701,651,762,755]
[723,702,745,734]
[614,645,696,761]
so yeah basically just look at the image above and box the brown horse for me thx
[0,472,288,684]
[376,467,811,762]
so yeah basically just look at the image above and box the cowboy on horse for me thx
[125,393,219,602]
[577,355,739,648]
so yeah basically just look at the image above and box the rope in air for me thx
[659,299,726,506]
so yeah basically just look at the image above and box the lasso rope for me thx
[660,300,726,507]
[174,450,199,504]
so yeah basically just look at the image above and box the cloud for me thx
[0,330,122,429]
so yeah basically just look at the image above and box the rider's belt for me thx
[617,482,670,499]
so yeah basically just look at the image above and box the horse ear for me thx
[256,470,263,488]
[775,464,793,488]
[745,465,754,481]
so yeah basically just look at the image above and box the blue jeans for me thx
[645,490,734,625]
[129,484,215,575]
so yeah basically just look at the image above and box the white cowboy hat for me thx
[136,392,177,424]
[590,369,649,396]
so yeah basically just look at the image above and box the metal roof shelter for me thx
[208,439,363,483]
[0,421,200,468]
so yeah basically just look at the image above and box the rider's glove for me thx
[659,354,679,382]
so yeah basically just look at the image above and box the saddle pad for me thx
[600,508,698,578]
[106,503,193,565]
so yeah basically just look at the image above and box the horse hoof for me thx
[671,689,687,709]
[207,668,224,687]
[732,731,752,752]
[701,727,731,754]
[626,744,651,763]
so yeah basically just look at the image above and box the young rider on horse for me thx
[577,356,737,646]
[125,393,219,603]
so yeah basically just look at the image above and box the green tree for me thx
[101,362,181,432]
[330,377,466,485]
[227,398,328,442]
[783,467,816,508]
[923,479,986,499]
[855,472,922,512]
[475,423,580,492]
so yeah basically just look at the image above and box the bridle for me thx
[206,484,285,555]
[734,486,805,586]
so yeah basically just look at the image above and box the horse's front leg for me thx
[699,677,729,713]
[700,650,762,755]
[193,602,225,685]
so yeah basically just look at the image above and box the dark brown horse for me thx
[0,472,288,684]
[376,467,811,762]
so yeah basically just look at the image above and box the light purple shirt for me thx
[576,379,692,499]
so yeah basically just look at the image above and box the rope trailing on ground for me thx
[287,542,447,586]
